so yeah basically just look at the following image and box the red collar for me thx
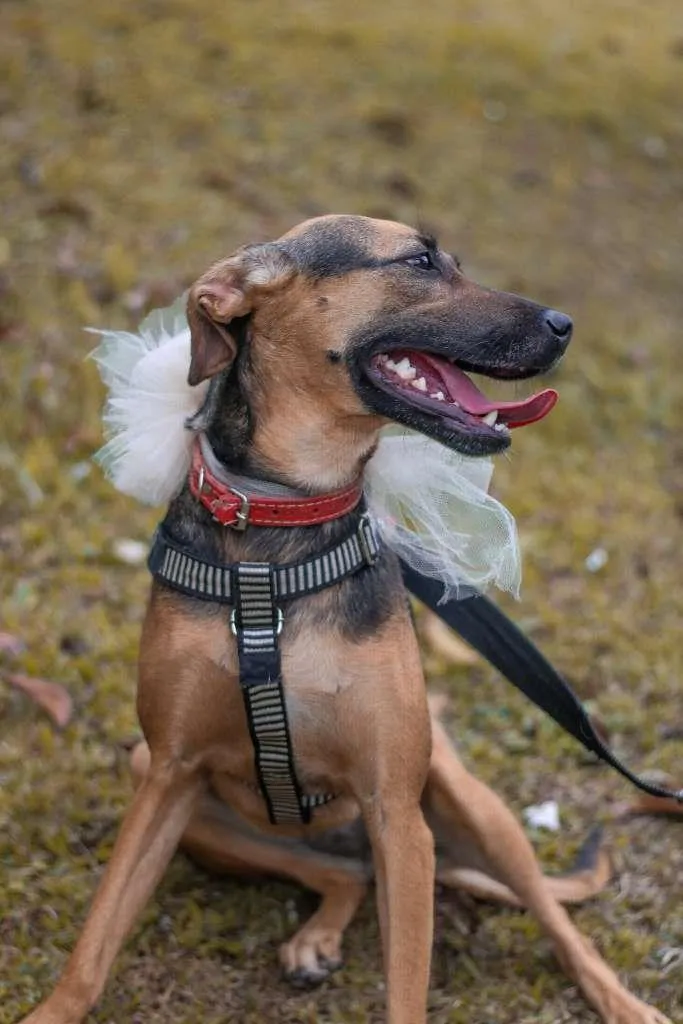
[189,440,363,530]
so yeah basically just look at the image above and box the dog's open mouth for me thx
[366,350,557,438]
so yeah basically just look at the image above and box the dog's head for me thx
[187,215,571,480]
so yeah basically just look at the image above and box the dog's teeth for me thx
[411,377,428,391]
[430,390,446,401]
[395,358,417,380]
[385,359,398,371]
[494,421,509,433]
[482,410,499,426]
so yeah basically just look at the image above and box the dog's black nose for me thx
[544,309,573,340]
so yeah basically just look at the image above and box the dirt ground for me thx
[1,1,681,1022]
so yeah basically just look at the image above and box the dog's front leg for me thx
[349,639,434,1024]
[18,761,202,1024]
[364,795,434,1024]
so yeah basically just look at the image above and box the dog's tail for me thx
[436,825,612,907]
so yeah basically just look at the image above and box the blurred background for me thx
[1,1,681,1021]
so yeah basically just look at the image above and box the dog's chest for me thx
[141,584,425,824]
[198,632,365,828]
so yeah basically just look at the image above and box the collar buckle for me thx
[228,486,250,531]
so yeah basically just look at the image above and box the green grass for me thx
[1,1,682,1020]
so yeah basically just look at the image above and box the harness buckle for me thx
[358,512,380,566]
[230,606,284,637]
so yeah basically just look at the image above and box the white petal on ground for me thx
[523,800,560,831]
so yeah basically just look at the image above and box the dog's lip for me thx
[365,349,558,431]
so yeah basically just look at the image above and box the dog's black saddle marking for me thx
[149,515,380,825]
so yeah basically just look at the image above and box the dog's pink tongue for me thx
[419,354,558,428]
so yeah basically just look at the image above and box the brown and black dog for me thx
[18,216,669,1024]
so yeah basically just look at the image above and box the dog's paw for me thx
[279,927,343,988]
[15,998,82,1024]
[603,994,673,1024]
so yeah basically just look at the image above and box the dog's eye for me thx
[401,251,435,270]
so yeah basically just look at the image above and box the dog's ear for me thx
[186,246,294,386]
[186,264,249,386]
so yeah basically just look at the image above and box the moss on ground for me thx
[1,1,681,1021]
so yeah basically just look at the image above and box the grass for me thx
[1,0,682,1020]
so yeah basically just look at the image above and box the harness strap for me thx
[232,562,309,824]
[148,515,380,825]
[149,514,379,603]
[401,561,683,805]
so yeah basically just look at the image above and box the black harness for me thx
[149,516,682,823]
[148,514,380,825]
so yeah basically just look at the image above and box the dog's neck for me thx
[210,418,379,494]
[200,368,382,495]
[249,413,382,493]
[198,434,304,498]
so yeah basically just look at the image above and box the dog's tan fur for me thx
[18,217,670,1024]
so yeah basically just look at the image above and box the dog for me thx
[18,216,670,1024]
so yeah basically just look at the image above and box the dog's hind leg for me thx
[185,799,368,987]
[425,715,672,1024]
[277,879,366,987]
[436,824,612,907]
[19,755,202,1024]
[132,742,368,987]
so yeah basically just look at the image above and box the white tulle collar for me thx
[90,296,521,600]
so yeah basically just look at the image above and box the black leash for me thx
[401,561,683,804]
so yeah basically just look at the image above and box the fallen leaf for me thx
[5,673,73,728]
[0,632,25,656]
[659,723,683,741]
